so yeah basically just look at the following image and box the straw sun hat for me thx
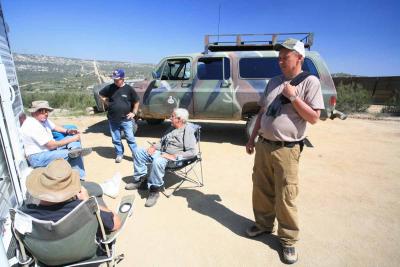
[28,100,54,113]
[26,159,81,203]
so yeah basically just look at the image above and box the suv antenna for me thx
[217,3,221,42]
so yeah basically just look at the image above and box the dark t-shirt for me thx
[21,199,114,232]
[99,83,139,122]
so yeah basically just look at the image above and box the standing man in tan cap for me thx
[245,38,325,264]
[21,159,121,231]
[21,100,92,179]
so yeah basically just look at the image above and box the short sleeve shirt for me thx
[258,74,324,141]
[21,117,56,156]
[99,83,140,122]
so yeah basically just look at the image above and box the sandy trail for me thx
[52,116,400,267]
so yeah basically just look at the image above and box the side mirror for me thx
[152,71,160,79]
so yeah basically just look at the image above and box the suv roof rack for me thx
[204,32,313,53]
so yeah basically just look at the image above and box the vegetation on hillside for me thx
[382,90,400,114]
[15,53,155,112]
[336,82,371,113]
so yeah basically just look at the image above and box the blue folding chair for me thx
[163,123,204,197]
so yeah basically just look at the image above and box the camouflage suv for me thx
[94,33,345,138]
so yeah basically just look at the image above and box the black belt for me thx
[258,136,303,148]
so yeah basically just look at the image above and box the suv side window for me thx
[239,58,281,79]
[239,57,320,79]
[160,58,191,80]
[197,57,230,80]
[302,58,320,78]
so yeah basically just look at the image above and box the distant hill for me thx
[331,72,358,78]
[13,53,155,92]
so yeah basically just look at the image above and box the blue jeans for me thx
[133,148,169,188]
[27,135,86,179]
[108,119,137,156]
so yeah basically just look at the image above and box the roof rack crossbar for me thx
[204,32,314,53]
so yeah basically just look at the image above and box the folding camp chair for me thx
[9,195,134,267]
[163,123,204,197]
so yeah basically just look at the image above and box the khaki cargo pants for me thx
[252,138,301,247]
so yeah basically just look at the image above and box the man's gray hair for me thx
[174,108,189,123]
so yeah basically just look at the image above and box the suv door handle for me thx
[181,82,192,88]
[220,81,231,88]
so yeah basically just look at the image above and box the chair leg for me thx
[161,180,185,198]
[198,160,204,186]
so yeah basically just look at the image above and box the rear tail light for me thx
[330,96,336,107]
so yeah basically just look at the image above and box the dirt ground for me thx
[52,115,400,267]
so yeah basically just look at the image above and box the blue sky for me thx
[2,0,399,76]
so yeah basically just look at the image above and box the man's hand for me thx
[67,129,79,135]
[282,82,297,99]
[100,96,109,106]
[147,146,156,155]
[126,112,136,120]
[77,186,89,201]
[161,153,176,160]
[246,140,255,155]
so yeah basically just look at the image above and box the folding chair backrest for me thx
[164,122,204,196]
[10,197,100,266]
[183,122,201,151]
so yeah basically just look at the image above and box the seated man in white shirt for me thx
[21,100,92,179]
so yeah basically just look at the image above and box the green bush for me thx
[336,82,371,113]
[22,91,95,111]
[382,89,400,114]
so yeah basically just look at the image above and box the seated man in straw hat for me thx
[21,159,121,232]
[21,100,92,179]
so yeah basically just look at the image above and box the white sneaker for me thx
[100,172,122,198]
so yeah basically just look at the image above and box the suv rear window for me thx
[239,57,319,79]
[197,57,230,80]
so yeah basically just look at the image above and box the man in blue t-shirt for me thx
[21,159,121,232]
[99,69,140,163]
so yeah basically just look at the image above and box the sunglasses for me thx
[37,108,50,114]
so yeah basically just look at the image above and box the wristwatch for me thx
[289,95,297,102]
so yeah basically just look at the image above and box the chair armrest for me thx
[102,194,135,244]
[166,155,199,170]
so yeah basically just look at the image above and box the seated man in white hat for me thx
[125,108,197,207]
[21,159,121,232]
[21,100,92,179]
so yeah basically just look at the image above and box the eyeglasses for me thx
[37,109,49,114]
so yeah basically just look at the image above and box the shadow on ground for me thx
[174,188,283,260]
[120,172,285,262]
[84,119,110,136]
[92,146,132,161]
